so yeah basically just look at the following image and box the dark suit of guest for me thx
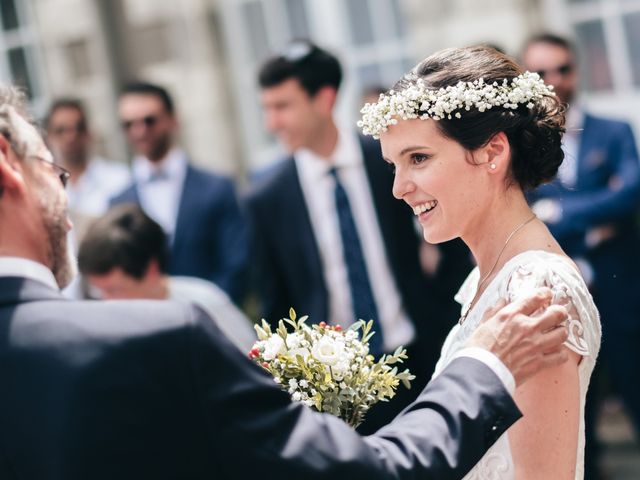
[529,113,640,472]
[246,135,472,432]
[0,273,521,480]
[111,163,248,303]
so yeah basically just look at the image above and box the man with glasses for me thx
[0,80,574,480]
[523,33,640,479]
[111,82,249,304]
[247,41,473,434]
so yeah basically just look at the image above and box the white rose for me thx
[312,336,345,366]
[262,335,285,360]
[285,332,303,349]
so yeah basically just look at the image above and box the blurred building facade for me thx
[1,0,639,175]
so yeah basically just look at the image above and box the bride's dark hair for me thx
[392,45,565,191]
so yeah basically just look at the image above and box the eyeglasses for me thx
[536,63,573,80]
[30,155,71,188]
[120,114,160,131]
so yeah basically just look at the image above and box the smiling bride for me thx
[360,45,601,479]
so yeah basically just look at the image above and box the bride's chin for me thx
[422,228,456,245]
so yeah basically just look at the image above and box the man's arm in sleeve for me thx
[186,305,520,480]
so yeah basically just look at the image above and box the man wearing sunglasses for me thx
[523,33,640,479]
[110,82,249,304]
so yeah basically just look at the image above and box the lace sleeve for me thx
[504,258,600,358]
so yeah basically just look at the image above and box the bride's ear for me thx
[482,132,510,174]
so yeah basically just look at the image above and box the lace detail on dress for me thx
[432,250,601,480]
[505,261,593,356]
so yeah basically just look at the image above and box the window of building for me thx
[0,0,44,112]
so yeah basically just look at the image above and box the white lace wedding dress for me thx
[432,250,601,479]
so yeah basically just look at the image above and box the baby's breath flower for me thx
[358,71,554,138]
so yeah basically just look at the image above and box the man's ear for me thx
[0,134,25,194]
[313,86,338,116]
[144,258,162,280]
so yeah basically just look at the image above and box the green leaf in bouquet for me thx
[254,321,270,340]
[347,320,365,332]
[289,308,297,321]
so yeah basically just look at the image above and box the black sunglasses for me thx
[121,114,160,131]
[31,155,71,188]
[536,63,573,80]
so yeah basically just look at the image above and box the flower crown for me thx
[358,71,554,138]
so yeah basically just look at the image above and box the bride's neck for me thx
[462,189,535,282]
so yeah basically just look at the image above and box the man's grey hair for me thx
[0,83,36,159]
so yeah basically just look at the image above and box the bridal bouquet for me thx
[248,309,415,428]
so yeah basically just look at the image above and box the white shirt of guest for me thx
[67,156,130,217]
[133,148,188,241]
[169,276,256,353]
[558,106,584,188]
[294,131,415,352]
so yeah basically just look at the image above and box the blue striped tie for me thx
[329,167,384,355]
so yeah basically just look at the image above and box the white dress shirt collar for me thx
[0,256,59,290]
[295,129,362,176]
[132,147,188,184]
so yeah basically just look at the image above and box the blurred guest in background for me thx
[79,204,256,352]
[44,98,130,298]
[110,82,249,303]
[247,40,472,433]
[523,33,640,479]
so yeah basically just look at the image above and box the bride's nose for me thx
[392,167,415,200]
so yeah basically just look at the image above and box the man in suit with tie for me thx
[0,81,570,479]
[247,41,472,432]
[111,82,248,303]
[523,33,640,479]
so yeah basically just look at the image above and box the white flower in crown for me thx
[357,71,555,138]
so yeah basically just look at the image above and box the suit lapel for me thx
[282,160,324,279]
[173,165,197,252]
[359,136,398,260]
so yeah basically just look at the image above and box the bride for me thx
[360,46,601,479]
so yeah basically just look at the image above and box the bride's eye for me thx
[410,153,431,165]
[386,162,396,175]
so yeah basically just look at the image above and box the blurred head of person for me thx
[78,204,170,299]
[44,98,91,174]
[258,40,342,154]
[0,85,76,288]
[521,33,578,105]
[118,82,177,163]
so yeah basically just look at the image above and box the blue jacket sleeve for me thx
[551,122,640,238]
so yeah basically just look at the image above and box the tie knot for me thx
[328,166,340,180]
[148,169,168,183]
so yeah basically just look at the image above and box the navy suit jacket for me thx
[246,136,471,361]
[530,113,640,329]
[111,164,249,303]
[0,275,520,479]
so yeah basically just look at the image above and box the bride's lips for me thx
[411,200,438,221]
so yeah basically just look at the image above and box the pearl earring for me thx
[490,163,497,170]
